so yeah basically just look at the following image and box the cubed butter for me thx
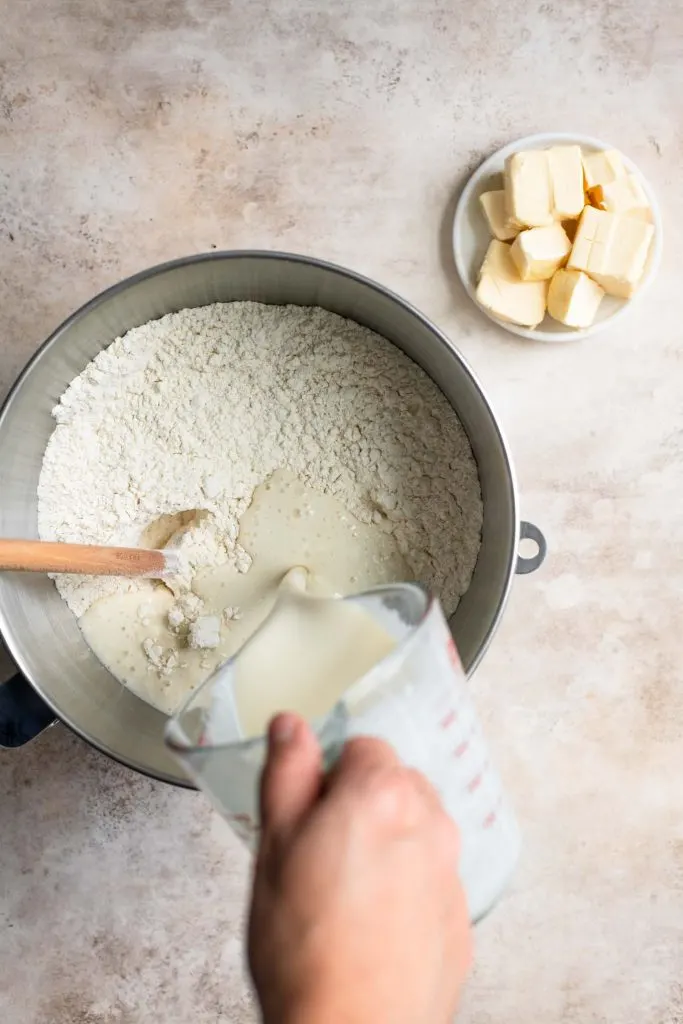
[476,239,548,328]
[582,148,626,189]
[479,189,518,241]
[510,223,572,281]
[588,173,652,222]
[547,269,605,328]
[567,206,654,298]
[547,145,584,220]
[504,150,553,228]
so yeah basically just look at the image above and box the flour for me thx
[188,616,222,650]
[140,637,179,675]
[38,302,483,618]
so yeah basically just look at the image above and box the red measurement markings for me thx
[481,797,502,830]
[440,709,458,730]
[453,739,469,759]
[446,636,462,672]
[467,773,483,794]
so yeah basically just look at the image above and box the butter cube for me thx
[582,149,626,189]
[547,145,584,220]
[479,190,518,241]
[504,150,553,228]
[476,239,548,328]
[547,269,605,328]
[567,206,654,298]
[590,173,652,222]
[510,223,572,281]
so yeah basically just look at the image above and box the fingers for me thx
[323,736,401,812]
[327,737,448,836]
[329,735,402,786]
[260,722,458,862]
[259,713,323,846]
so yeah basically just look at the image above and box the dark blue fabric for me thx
[0,674,55,747]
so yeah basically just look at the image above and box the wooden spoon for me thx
[0,539,184,578]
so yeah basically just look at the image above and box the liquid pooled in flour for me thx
[80,469,411,716]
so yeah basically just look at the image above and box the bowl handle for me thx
[516,521,547,575]
[0,673,56,748]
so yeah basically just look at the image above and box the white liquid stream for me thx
[231,589,397,737]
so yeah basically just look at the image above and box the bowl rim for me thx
[453,131,664,343]
[0,249,520,783]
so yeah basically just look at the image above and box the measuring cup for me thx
[165,583,521,922]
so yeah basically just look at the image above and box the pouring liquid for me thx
[232,589,397,737]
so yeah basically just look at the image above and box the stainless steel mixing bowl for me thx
[0,251,545,783]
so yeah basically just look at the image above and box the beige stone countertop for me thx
[1,1,682,1021]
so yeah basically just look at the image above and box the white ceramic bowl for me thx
[453,132,663,342]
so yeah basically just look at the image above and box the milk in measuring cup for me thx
[168,583,520,923]
[231,589,397,737]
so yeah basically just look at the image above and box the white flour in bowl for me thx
[37,302,483,712]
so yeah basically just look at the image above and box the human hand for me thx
[248,712,472,1024]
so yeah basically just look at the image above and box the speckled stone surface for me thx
[1,1,683,1021]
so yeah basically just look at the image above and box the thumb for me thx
[259,712,323,844]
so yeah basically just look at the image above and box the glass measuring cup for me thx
[165,583,520,922]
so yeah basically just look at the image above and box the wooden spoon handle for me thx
[0,539,169,577]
